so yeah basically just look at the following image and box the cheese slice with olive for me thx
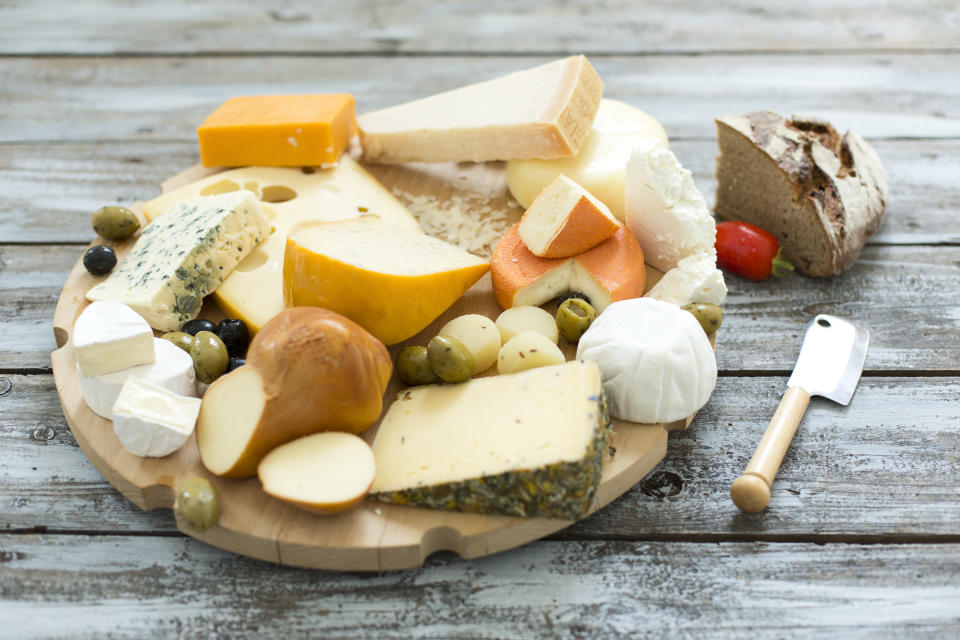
[112,377,202,458]
[283,217,489,345]
[490,223,645,312]
[370,361,610,519]
[141,158,419,333]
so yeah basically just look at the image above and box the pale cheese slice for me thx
[141,157,420,332]
[645,250,728,306]
[358,56,603,163]
[112,377,202,458]
[73,301,155,377]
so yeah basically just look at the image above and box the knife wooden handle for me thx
[731,386,811,513]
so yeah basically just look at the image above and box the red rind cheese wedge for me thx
[518,175,622,258]
[491,224,645,311]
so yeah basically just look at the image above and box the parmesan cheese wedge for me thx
[518,175,621,258]
[283,217,489,345]
[490,224,645,312]
[358,56,603,163]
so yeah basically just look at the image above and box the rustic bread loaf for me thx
[714,111,888,277]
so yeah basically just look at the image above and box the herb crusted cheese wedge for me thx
[370,361,611,519]
[87,190,270,331]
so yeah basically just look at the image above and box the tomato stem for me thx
[771,248,795,278]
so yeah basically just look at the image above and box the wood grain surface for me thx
[2,0,959,635]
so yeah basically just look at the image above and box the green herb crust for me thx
[370,393,612,520]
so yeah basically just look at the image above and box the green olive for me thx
[556,298,598,343]
[427,335,475,384]
[91,205,140,241]
[161,331,195,355]
[176,476,221,532]
[682,302,723,334]
[190,330,229,384]
[396,345,439,386]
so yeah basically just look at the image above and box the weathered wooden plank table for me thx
[2,2,959,637]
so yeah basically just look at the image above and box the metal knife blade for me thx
[787,314,870,405]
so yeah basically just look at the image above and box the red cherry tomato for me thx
[715,221,794,281]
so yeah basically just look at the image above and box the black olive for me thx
[181,318,217,335]
[556,291,591,306]
[227,356,246,372]
[83,245,117,276]
[217,318,250,358]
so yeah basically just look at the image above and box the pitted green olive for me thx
[396,346,438,386]
[176,476,221,532]
[556,298,597,343]
[427,335,475,384]
[190,331,229,384]
[91,205,140,241]
[682,302,723,334]
[161,331,195,354]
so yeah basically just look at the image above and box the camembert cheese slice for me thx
[283,217,489,345]
[141,157,420,332]
[370,361,610,520]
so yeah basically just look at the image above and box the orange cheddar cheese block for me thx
[197,94,357,168]
[518,175,621,258]
[283,217,489,345]
[491,223,645,312]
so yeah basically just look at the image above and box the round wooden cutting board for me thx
[52,159,706,571]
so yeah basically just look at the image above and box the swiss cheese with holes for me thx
[141,157,420,332]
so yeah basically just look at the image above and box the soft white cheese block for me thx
[73,301,155,377]
[87,190,270,331]
[625,144,716,272]
[646,250,727,306]
[77,338,197,419]
[112,377,202,458]
[577,298,717,423]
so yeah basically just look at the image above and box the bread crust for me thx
[714,111,888,277]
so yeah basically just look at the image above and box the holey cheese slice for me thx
[507,99,669,221]
[73,301,155,377]
[518,175,621,258]
[142,158,419,333]
[87,190,270,331]
[283,217,489,345]
[490,223,645,312]
[370,361,611,520]
[625,144,716,273]
[78,337,197,419]
[112,377,202,458]
[358,55,603,164]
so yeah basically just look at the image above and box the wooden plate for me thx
[52,159,707,571]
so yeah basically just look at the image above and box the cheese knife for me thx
[731,314,869,512]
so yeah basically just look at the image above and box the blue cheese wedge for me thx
[86,190,270,331]
[370,361,610,519]
[112,377,202,458]
[73,301,155,377]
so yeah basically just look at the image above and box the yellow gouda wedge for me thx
[141,159,420,332]
[197,94,357,167]
[284,217,489,345]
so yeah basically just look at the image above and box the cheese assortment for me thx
[112,377,202,458]
[197,94,356,168]
[358,56,603,164]
[369,361,610,519]
[141,159,420,333]
[69,57,732,532]
[87,190,271,331]
[283,217,489,344]
[78,337,197,418]
[73,301,155,377]
[506,99,670,221]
